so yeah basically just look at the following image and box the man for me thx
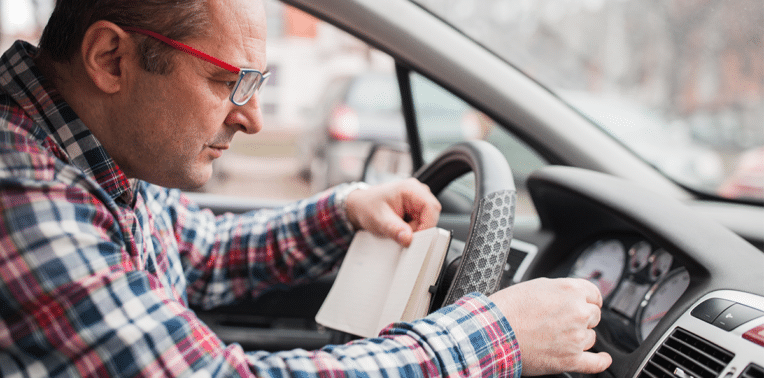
[0,0,611,376]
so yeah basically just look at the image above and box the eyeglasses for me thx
[122,26,269,106]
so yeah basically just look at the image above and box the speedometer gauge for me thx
[569,239,626,298]
[637,268,690,341]
[648,250,673,281]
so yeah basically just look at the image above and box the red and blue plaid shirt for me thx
[0,40,521,377]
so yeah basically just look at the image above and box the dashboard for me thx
[566,236,689,350]
[512,166,764,378]
[507,229,764,378]
[195,163,764,378]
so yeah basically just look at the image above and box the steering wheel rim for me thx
[414,140,517,308]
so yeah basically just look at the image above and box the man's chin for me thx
[179,169,214,191]
[178,179,210,191]
[140,166,213,191]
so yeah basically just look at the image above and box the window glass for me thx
[411,73,547,217]
[198,5,548,218]
[411,0,763,203]
[345,74,401,112]
[3,0,545,217]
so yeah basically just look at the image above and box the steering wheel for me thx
[414,140,517,309]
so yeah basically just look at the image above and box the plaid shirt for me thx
[0,40,521,378]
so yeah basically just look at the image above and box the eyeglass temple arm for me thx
[122,26,240,74]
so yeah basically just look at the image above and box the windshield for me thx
[412,0,763,202]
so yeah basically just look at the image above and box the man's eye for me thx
[224,81,237,89]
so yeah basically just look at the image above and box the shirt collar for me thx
[0,40,134,203]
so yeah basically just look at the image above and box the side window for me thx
[187,2,545,219]
[410,73,547,217]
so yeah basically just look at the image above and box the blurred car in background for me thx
[718,146,764,200]
[298,72,485,191]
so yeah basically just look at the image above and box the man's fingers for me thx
[573,351,613,374]
[344,178,441,248]
[586,303,602,329]
[377,210,413,246]
[394,225,413,246]
[579,279,604,307]
[401,183,440,231]
[402,201,439,242]
[489,278,612,376]
[584,328,598,350]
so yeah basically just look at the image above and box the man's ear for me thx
[80,21,137,94]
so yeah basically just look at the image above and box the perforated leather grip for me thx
[442,189,516,305]
[414,140,516,309]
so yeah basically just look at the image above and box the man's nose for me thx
[225,96,264,134]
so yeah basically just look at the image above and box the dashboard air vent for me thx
[741,363,764,378]
[638,327,734,378]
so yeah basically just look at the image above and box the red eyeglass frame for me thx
[122,26,240,74]
[122,26,270,106]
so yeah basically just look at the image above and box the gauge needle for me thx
[598,280,614,296]
[641,311,667,324]
[585,271,613,295]
[586,271,604,286]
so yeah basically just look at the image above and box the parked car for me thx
[181,0,764,376]
[299,72,485,191]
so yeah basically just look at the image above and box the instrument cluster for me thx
[567,236,690,349]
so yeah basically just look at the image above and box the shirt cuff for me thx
[383,292,522,378]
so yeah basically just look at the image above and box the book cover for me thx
[315,227,452,338]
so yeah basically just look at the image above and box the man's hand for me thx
[345,178,441,247]
[489,277,613,376]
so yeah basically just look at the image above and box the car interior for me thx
[176,1,764,377]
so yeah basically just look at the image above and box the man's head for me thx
[39,1,210,75]
[37,0,267,189]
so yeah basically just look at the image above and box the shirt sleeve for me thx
[158,182,362,309]
[245,293,522,378]
[0,173,521,377]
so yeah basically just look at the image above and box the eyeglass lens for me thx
[232,71,269,105]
